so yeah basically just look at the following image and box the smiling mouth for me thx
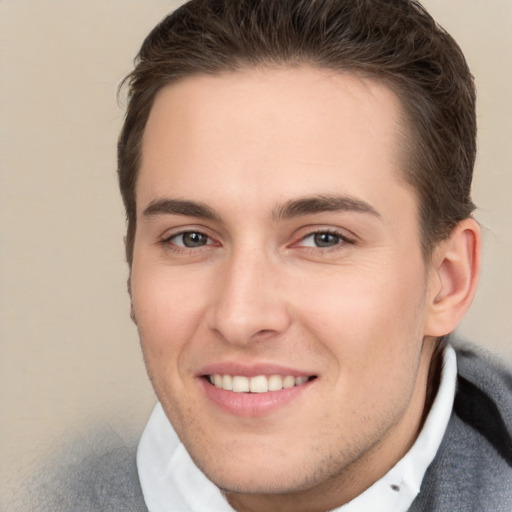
[206,374,316,393]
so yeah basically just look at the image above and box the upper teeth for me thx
[209,374,309,393]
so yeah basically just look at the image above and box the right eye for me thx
[166,231,212,248]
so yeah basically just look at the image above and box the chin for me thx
[188,441,338,497]
[207,467,313,496]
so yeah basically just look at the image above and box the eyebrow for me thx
[142,199,221,221]
[141,194,380,222]
[272,194,381,220]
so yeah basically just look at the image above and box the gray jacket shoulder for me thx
[410,345,512,512]
[17,430,147,512]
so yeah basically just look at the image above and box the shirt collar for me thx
[137,345,457,512]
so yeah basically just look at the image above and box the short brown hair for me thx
[118,0,476,265]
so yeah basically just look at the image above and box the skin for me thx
[130,67,473,512]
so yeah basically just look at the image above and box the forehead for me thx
[138,66,415,220]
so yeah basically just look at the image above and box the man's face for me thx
[131,67,437,504]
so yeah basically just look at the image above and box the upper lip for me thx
[197,361,316,378]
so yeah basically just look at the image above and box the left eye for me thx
[169,231,211,248]
[300,232,345,248]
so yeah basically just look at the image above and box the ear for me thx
[127,276,138,325]
[130,302,137,325]
[424,218,481,337]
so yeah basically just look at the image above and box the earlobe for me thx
[130,302,138,325]
[424,218,481,337]
[127,276,137,325]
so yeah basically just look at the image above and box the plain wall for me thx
[1,0,511,507]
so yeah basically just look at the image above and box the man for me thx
[35,0,511,510]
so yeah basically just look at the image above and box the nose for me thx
[207,249,292,346]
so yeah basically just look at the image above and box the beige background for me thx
[1,0,511,506]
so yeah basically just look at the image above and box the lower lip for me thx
[200,378,313,417]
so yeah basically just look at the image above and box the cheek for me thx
[294,261,427,380]
[130,267,210,368]
[131,269,213,432]
[297,271,426,440]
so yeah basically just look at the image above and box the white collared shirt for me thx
[137,346,457,512]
